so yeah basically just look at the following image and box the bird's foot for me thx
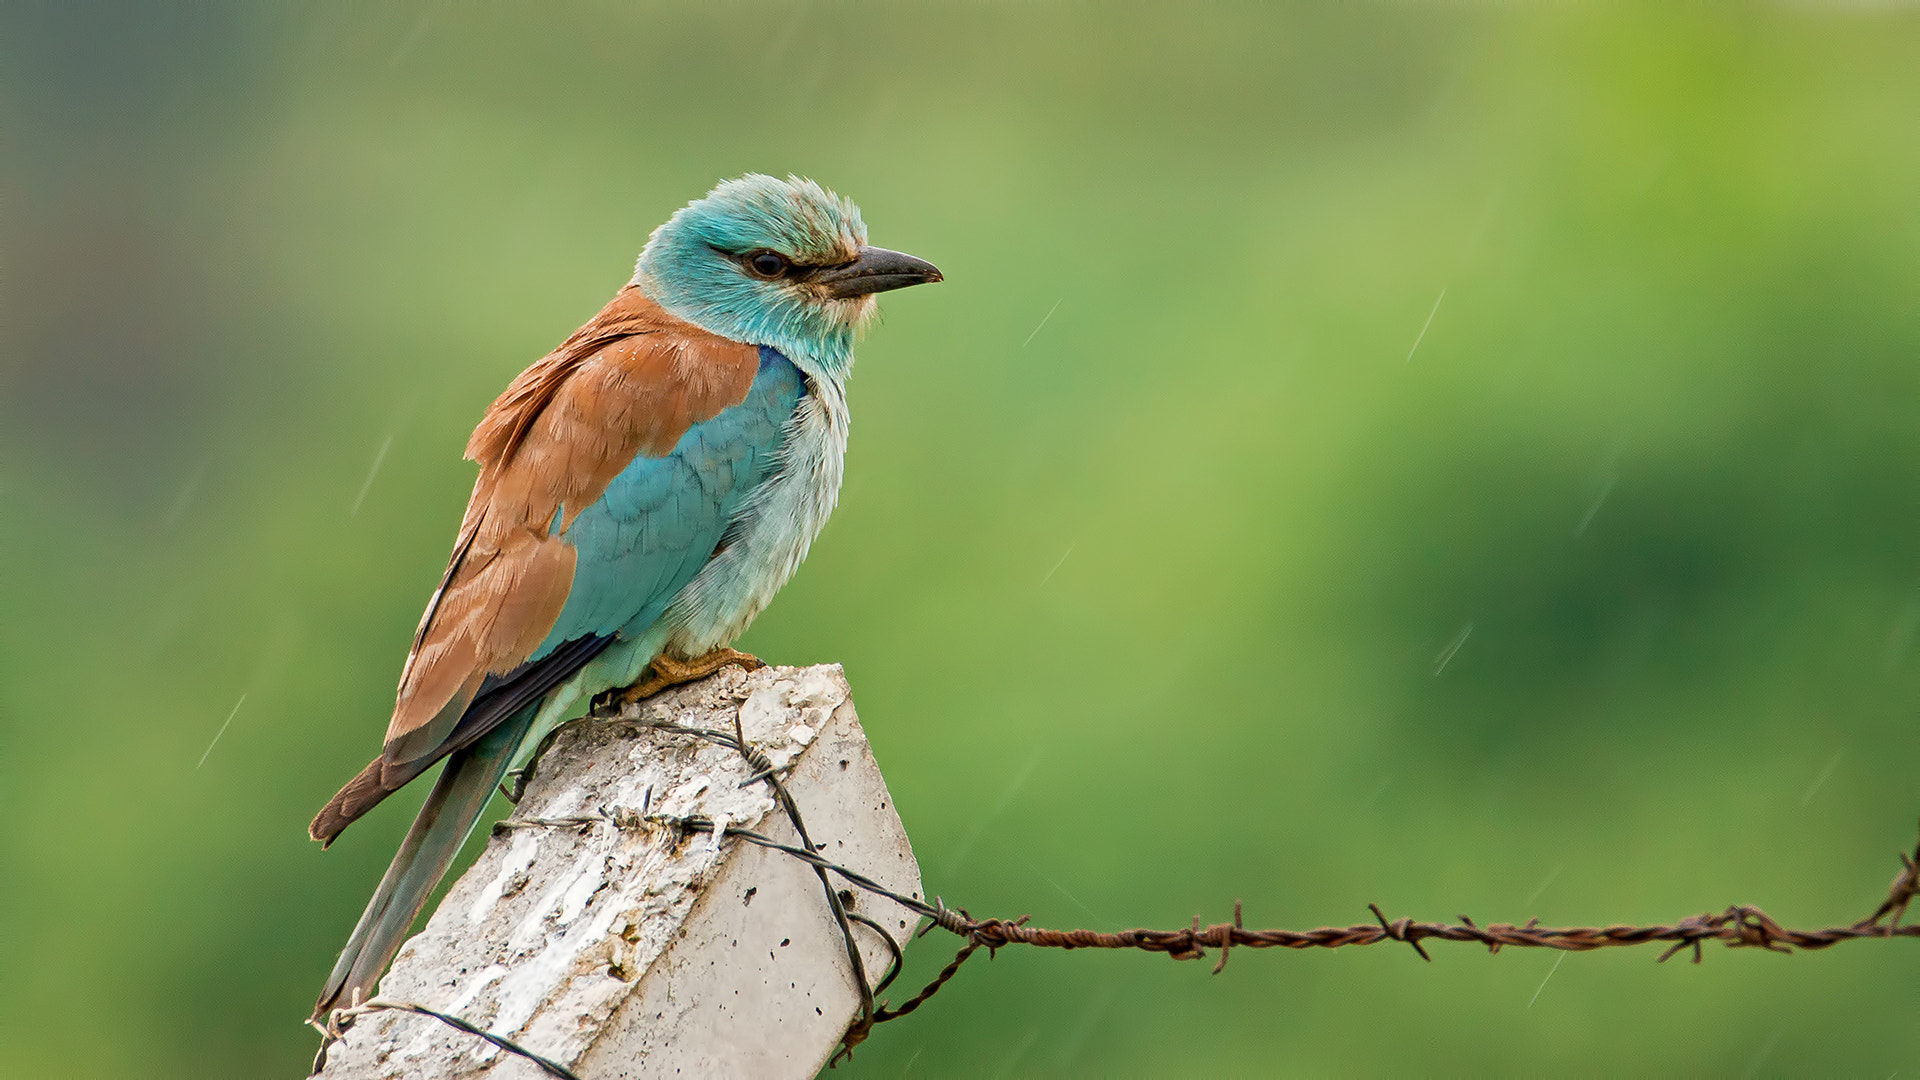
[601,648,767,712]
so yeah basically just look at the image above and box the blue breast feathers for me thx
[529,347,804,659]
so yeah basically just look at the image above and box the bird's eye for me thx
[746,251,789,279]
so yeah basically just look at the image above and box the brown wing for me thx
[309,287,760,844]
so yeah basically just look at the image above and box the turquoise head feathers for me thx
[633,174,941,377]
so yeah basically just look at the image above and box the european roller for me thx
[309,174,941,1020]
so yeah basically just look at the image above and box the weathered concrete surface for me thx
[314,664,922,1080]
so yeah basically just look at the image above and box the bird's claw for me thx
[599,648,767,713]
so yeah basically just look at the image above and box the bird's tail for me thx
[310,702,536,1022]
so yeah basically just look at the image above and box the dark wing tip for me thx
[311,635,618,846]
[309,756,396,846]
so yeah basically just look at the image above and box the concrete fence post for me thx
[313,664,924,1079]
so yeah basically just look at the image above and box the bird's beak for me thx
[814,246,943,298]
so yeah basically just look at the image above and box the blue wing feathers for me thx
[529,347,803,660]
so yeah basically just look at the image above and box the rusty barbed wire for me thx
[512,705,1920,1064]
[321,697,1920,1073]
[576,808,1917,1059]
[517,805,1919,969]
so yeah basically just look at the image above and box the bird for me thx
[307,174,941,1022]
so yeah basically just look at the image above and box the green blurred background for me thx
[4,3,1918,1076]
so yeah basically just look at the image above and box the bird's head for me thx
[633,174,942,374]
